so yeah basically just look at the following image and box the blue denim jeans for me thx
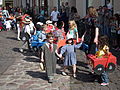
[101,71,109,83]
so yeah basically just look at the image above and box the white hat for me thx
[46,20,52,24]
[24,18,30,22]
[37,22,43,25]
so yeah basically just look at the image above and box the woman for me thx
[82,6,99,54]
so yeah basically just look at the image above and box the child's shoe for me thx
[17,38,21,41]
[19,48,23,52]
[73,74,76,78]
[62,72,67,76]
[100,83,109,86]
[48,78,53,83]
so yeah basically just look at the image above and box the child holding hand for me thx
[41,33,58,83]
[58,38,83,78]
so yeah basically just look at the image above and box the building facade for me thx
[11,0,120,17]
[2,0,13,7]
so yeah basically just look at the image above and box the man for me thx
[106,0,112,10]
[50,7,60,24]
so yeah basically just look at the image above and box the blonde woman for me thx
[66,20,79,42]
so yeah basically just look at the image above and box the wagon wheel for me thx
[106,63,116,73]
[94,64,105,75]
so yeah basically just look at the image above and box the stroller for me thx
[30,35,46,52]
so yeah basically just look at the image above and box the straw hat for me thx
[46,20,52,24]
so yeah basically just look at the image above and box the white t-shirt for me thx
[107,3,112,9]
[24,24,30,34]
[24,22,35,36]
[4,20,11,29]
[50,11,60,21]
[29,22,34,31]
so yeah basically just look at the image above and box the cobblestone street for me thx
[0,30,120,90]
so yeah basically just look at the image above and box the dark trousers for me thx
[117,34,120,48]
[45,54,56,78]
[88,43,97,55]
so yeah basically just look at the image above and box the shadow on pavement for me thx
[13,47,37,57]
[72,72,102,83]
[6,37,17,41]
[56,68,62,75]
[26,71,48,81]
[23,57,40,63]
[77,61,89,69]
[12,48,20,52]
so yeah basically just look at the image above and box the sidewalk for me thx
[0,52,70,90]
[0,30,70,90]
[0,30,120,90]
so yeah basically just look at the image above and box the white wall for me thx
[22,0,26,8]
[89,0,101,9]
[76,0,86,18]
[69,0,76,7]
[114,0,120,14]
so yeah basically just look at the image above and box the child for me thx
[58,38,83,78]
[95,35,110,58]
[95,35,110,86]
[66,20,79,42]
[45,20,55,33]
[41,33,58,83]
[4,18,11,31]
[35,22,46,41]
[53,21,65,42]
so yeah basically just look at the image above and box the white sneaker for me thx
[62,72,67,76]
[19,48,23,52]
[17,38,21,41]
[101,83,109,86]
[73,74,76,78]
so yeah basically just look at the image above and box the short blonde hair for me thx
[69,20,77,30]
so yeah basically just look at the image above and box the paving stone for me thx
[6,82,18,89]
[0,30,120,89]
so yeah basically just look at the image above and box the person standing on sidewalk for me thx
[40,33,58,83]
[50,7,60,24]
[19,16,35,52]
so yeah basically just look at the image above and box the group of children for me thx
[40,31,111,86]
[0,10,16,31]
[33,18,111,86]
[0,8,113,85]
